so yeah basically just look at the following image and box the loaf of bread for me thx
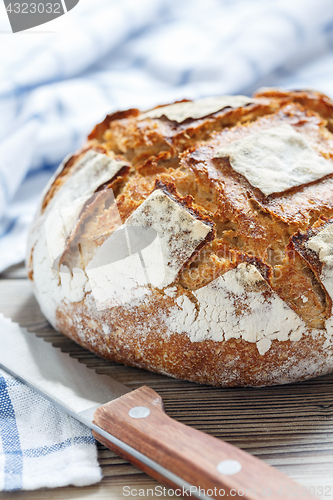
[28,88,333,386]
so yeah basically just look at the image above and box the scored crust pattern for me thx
[28,89,333,387]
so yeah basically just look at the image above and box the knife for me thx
[0,317,316,500]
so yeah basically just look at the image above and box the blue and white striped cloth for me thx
[0,368,102,490]
[0,317,102,491]
[1,0,333,491]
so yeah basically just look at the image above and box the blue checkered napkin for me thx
[0,364,102,491]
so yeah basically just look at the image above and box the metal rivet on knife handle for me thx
[216,460,242,476]
[128,406,151,419]
[92,386,319,500]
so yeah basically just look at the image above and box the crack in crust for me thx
[290,217,333,320]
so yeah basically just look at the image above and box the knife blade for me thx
[0,316,317,500]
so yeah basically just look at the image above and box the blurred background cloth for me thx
[1,0,333,272]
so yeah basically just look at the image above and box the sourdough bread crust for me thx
[28,89,333,387]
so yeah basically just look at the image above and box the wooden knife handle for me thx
[93,386,315,500]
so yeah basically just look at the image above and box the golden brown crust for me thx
[28,89,333,387]
[88,108,140,141]
[254,88,333,127]
[55,292,331,387]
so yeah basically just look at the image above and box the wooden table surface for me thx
[0,265,333,499]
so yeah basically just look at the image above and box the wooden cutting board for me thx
[0,268,333,499]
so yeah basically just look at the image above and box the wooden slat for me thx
[0,278,333,499]
[0,262,27,280]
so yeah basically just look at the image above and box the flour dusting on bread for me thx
[124,189,213,287]
[307,222,333,303]
[216,124,333,196]
[140,95,255,123]
[77,188,213,310]
[165,263,305,355]
[44,150,127,262]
